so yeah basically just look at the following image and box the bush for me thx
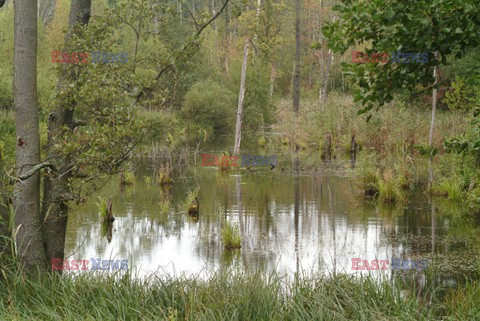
[181,80,236,133]
[444,76,476,112]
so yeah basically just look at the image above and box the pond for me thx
[64,140,480,289]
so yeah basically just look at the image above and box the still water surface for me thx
[65,145,480,286]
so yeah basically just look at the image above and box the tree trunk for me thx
[428,66,438,187]
[41,0,91,266]
[319,15,335,105]
[233,38,249,155]
[269,62,276,99]
[211,0,217,30]
[292,0,301,113]
[38,0,56,26]
[251,0,262,60]
[320,48,333,104]
[13,0,47,271]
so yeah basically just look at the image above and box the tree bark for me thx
[233,38,249,155]
[13,0,47,271]
[41,0,91,266]
[292,0,301,113]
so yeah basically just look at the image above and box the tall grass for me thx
[273,95,468,157]
[0,266,479,320]
[378,170,404,203]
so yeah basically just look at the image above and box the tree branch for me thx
[10,161,55,184]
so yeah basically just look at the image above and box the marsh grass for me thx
[216,152,234,172]
[157,163,173,185]
[273,95,468,157]
[378,170,405,203]
[184,187,199,214]
[95,196,109,221]
[432,180,463,199]
[221,221,242,249]
[0,265,479,320]
[158,200,171,216]
[143,175,153,185]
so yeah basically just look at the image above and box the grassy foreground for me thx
[1,266,479,321]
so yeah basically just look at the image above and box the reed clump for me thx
[157,163,173,185]
[221,221,242,249]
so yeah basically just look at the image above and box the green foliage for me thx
[221,221,242,249]
[444,76,476,112]
[443,49,480,86]
[467,187,480,214]
[324,0,480,114]
[181,80,236,133]
[228,62,275,131]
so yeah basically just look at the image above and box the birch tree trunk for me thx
[13,0,47,271]
[211,0,217,30]
[319,16,336,105]
[269,62,276,99]
[320,48,333,104]
[38,0,56,26]
[233,38,249,155]
[428,66,438,187]
[292,0,301,113]
[41,0,92,265]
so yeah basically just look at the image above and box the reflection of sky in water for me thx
[65,159,476,282]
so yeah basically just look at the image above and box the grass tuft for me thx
[221,221,242,249]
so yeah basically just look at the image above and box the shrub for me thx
[181,80,236,133]
[444,76,476,112]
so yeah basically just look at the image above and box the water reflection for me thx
[65,153,480,286]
